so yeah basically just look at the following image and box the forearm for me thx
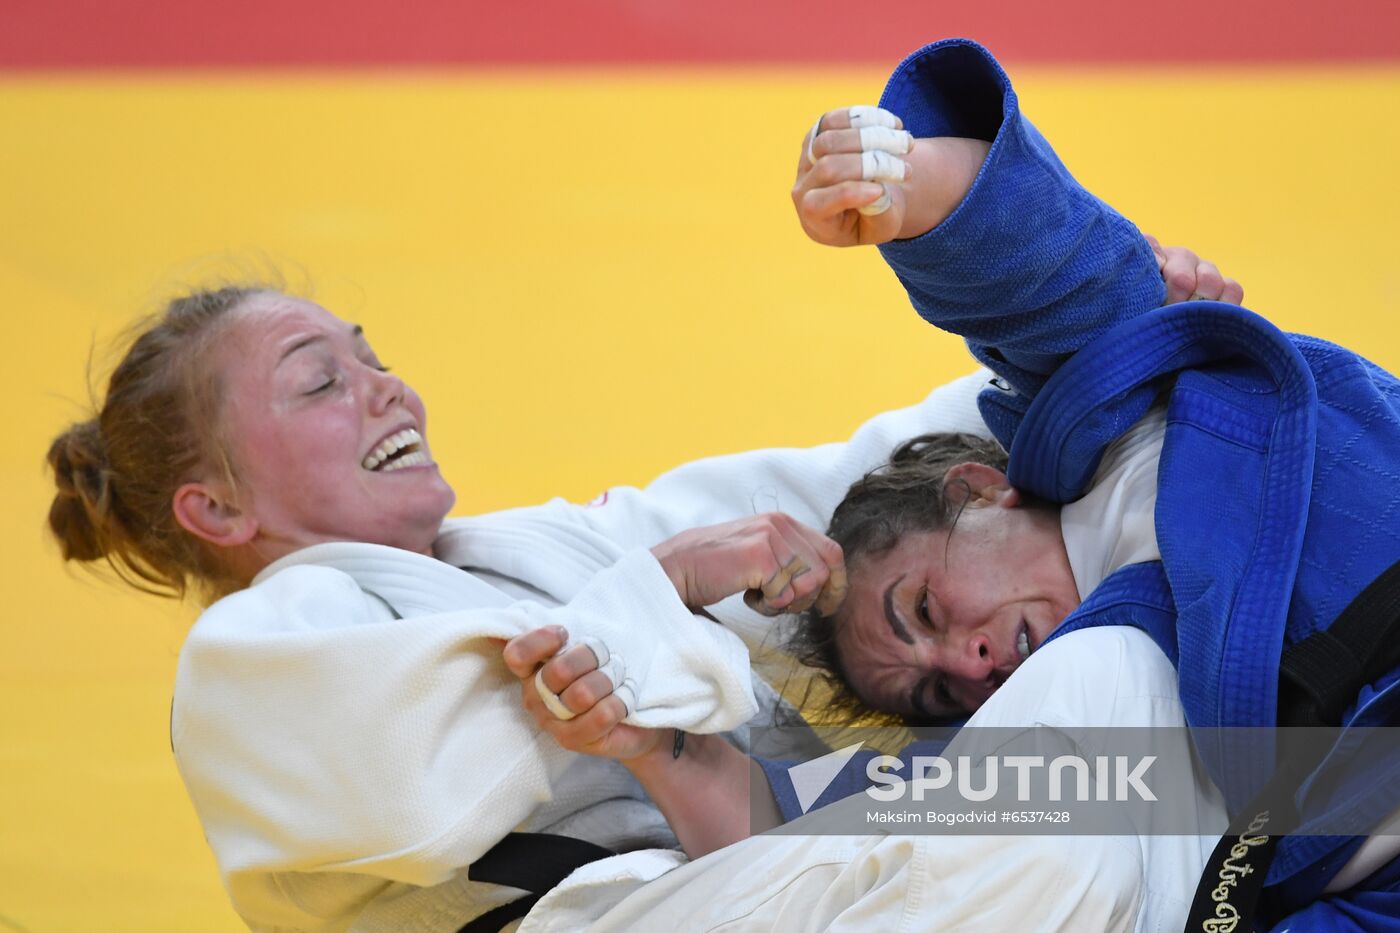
[877,39,1165,399]
[896,136,990,241]
[624,731,784,858]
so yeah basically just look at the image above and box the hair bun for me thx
[47,419,115,561]
[45,284,263,600]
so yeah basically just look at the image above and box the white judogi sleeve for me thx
[172,547,743,930]
[512,370,991,550]
[449,371,990,672]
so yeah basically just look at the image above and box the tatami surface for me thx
[2,61,1398,930]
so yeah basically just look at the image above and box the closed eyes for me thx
[910,672,956,718]
[934,678,954,707]
[307,374,339,395]
[305,356,389,395]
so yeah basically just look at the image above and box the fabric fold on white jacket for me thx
[169,370,995,932]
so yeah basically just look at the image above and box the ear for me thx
[942,462,1021,509]
[172,481,258,548]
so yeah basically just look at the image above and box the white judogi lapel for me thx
[258,538,514,616]
[254,514,759,735]
[434,510,625,604]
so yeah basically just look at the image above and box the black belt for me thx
[1184,557,1400,932]
[458,832,616,933]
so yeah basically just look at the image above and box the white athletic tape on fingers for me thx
[857,186,892,216]
[579,635,628,715]
[612,680,637,718]
[809,106,899,164]
[596,654,626,694]
[848,105,900,129]
[807,115,824,164]
[576,635,609,669]
[861,149,907,183]
[859,125,911,155]
[535,667,577,721]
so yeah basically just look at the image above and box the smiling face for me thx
[833,480,1081,720]
[203,294,456,569]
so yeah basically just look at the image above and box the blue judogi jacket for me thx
[764,39,1400,930]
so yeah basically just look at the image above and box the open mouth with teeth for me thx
[362,428,430,473]
[1016,623,1032,662]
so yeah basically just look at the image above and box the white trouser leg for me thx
[541,831,1141,933]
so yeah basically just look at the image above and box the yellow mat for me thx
[2,66,1397,930]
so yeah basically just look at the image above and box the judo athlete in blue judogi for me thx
[776,39,1400,931]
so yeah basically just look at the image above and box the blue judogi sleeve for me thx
[874,39,1166,446]
[1261,853,1400,931]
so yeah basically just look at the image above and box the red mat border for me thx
[3,0,1398,69]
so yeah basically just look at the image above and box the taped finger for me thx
[785,527,841,614]
[806,114,824,165]
[762,554,808,604]
[574,635,609,670]
[861,149,907,184]
[813,561,849,616]
[535,667,577,721]
[859,125,912,156]
[808,106,902,164]
[573,636,627,696]
[848,105,901,129]
[744,588,787,618]
[808,127,911,162]
[857,184,891,216]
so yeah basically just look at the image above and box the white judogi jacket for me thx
[171,372,990,932]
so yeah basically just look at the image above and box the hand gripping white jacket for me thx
[171,372,991,932]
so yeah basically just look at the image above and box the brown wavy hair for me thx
[787,432,1009,725]
[46,286,269,602]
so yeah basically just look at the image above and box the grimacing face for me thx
[202,295,457,566]
[833,471,1081,720]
